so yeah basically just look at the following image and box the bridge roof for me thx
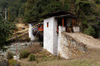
[43,11,77,19]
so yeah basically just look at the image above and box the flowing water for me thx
[0,42,32,61]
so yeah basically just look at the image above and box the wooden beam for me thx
[62,18,64,26]
[73,19,75,27]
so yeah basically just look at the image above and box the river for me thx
[0,42,32,61]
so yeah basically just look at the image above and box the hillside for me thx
[36,49,100,66]
[0,0,100,38]
[0,0,100,65]
[19,48,100,66]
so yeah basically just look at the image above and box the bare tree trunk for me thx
[5,8,7,21]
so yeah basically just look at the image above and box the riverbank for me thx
[0,40,43,66]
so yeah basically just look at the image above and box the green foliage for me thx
[0,15,16,46]
[82,15,99,26]
[95,0,100,4]
[29,54,35,61]
[84,26,96,37]
[75,0,93,16]
[18,3,25,17]
[24,0,70,22]
[0,0,100,38]
[8,59,17,66]
[74,0,100,38]
[83,21,87,25]
[20,49,30,59]
[0,0,27,21]
[7,52,13,60]
[1,1,8,8]
[45,1,69,13]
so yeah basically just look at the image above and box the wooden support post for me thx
[62,18,64,26]
[73,19,75,27]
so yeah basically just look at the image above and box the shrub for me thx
[95,0,100,4]
[29,54,35,61]
[8,59,17,66]
[20,50,30,59]
[7,52,13,60]
[84,26,95,37]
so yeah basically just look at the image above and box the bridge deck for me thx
[62,32,100,49]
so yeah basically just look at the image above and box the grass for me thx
[20,49,30,59]
[36,58,100,66]
[19,48,100,66]
[18,41,100,66]
[19,44,60,65]
[8,59,18,66]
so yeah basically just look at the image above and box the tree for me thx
[24,0,70,22]
[0,0,27,21]
[0,16,16,44]
[84,26,96,37]
[95,0,100,4]
[75,0,100,37]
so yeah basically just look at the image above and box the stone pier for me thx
[58,32,87,59]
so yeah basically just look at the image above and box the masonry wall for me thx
[43,17,58,55]
[58,32,87,59]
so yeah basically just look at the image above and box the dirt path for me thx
[19,59,37,66]
[63,32,100,49]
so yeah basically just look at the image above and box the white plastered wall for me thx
[43,17,58,55]
[29,24,35,41]
[58,26,66,55]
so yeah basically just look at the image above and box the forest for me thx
[0,0,100,44]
